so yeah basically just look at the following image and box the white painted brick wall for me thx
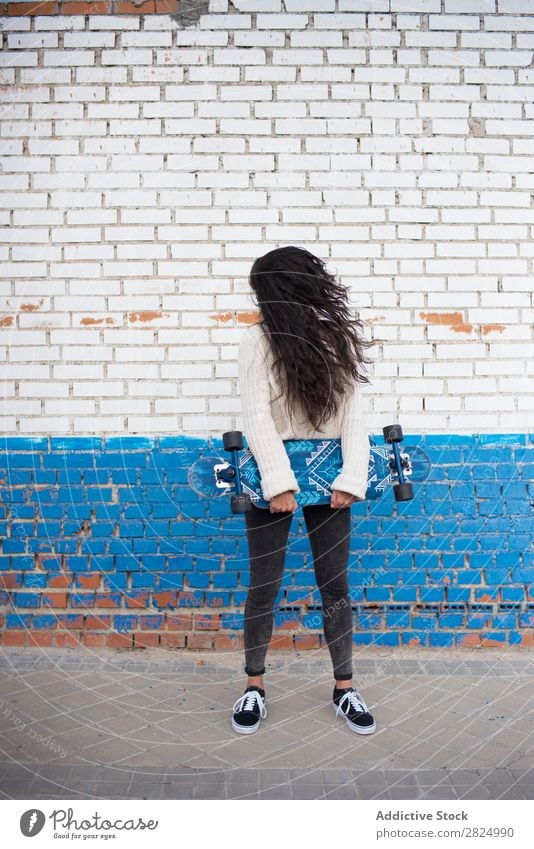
[0,2,533,435]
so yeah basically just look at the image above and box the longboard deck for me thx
[189,437,430,508]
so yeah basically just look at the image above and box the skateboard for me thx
[188,424,431,514]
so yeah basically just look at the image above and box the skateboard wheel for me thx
[383,424,404,443]
[223,430,244,451]
[393,482,413,502]
[230,493,252,514]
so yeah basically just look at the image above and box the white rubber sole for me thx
[231,707,267,735]
[332,702,377,734]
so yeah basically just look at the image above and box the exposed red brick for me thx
[164,613,192,630]
[193,613,221,631]
[457,633,482,647]
[480,635,507,647]
[419,311,473,334]
[128,309,164,323]
[80,316,115,326]
[0,573,21,589]
[155,0,177,12]
[55,632,81,648]
[276,616,301,631]
[481,324,505,335]
[77,573,101,589]
[153,591,177,608]
[294,634,320,650]
[49,574,72,588]
[125,593,149,609]
[83,633,107,647]
[187,633,213,650]
[116,1,156,14]
[134,632,159,648]
[269,635,293,650]
[2,631,26,646]
[28,631,53,647]
[58,615,84,629]
[213,634,243,650]
[85,615,112,630]
[8,2,58,14]
[95,594,120,608]
[160,633,186,648]
[61,2,110,13]
[42,593,68,608]
[107,632,132,649]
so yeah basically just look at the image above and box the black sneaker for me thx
[333,686,376,734]
[231,686,267,735]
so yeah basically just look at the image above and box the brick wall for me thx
[1,1,533,650]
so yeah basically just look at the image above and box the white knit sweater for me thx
[238,322,371,502]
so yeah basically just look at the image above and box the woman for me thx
[233,246,379,736]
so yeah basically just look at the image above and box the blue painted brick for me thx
[358,614,383,629]
[14,592,40,607]
[456,570,483,584]
[501,586,525,601]
[481,631,507,643]
[302,612,323,629]
[0,433,529,648]
[116,556,141,572]
[131,573,156,588]
[492,613,518,628]
[70,594,94,608]
[402,570,427,586]
[393,586,417,601]
[233,591,249,606]
[447,587,471,602]
[158,574,184,590]
[402,631,429,646]
[412,616,437,630]
[439,613,464,628]
[114,615,138,632]
[466,614,492,628]
[206,592,231,607]
[33,614,57,629]
[512,567,534,582]
[221,613,244,630]
[178,591,204,607]
[352,632,373,645]
[386,611,410,627]
[365,587,390,602]
[140,556,167,572]
[6,613,32,629]
[24,573,48,588]
[373,631,400,646]
[429,631,455,647]
[485,569,511,584]
[420,587,445,601]
[212,573,238,589]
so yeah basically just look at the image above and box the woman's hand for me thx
[330,489,365,509]
[269,491,298,513]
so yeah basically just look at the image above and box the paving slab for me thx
[0,646,532,800]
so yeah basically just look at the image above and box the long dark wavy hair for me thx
[249,246,381,433]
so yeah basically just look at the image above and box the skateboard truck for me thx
[382,424,414,502]
[222,431,253,514]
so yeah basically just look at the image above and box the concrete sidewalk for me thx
[0,646,532,800]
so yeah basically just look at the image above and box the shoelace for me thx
[233,690,267,718]
[335,689,369,718]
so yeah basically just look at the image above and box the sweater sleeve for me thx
[330,381,370,500]
[238,329,300,502]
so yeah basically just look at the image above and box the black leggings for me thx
[243,501,353,680]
